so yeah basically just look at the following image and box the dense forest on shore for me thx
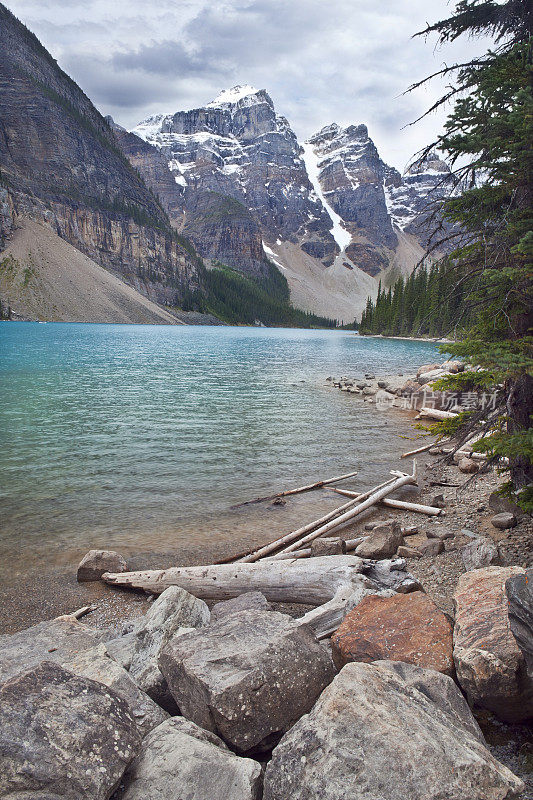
[182,261,338,328]
[359,262,472,338]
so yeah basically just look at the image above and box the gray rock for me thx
[458,457,479,474]
[419,539,445,557]
[461,528,480,539]
[159,609,336,753]
[461,537,501,571]
[310,537,346,556]
[61,644,168,737]
[105,632,136,670]
[0,615,104,685]
[488,492,524,519]
[431,494,446,508]
[397,545,422,559]
[365,517,394,531]
[77,549,127,581]
[355,522,403,559]
[491,512,517,530]
[211,591,271,623]
[377,380,389,389]
[262,660,524,800]
[121,717,262,800]
[427,528,454,541]
[129,586,210,711]
[506,568,533,678]
[361,558,423,593]
[417,369,446,385]
[0,661,141,800]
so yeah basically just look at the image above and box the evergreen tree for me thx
[414,0,533,502]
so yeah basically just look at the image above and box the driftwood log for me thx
[400,442,434,458]
[230,470,359,508]
[275,465,417,557]
[416,407,458,421]
[265,536,365,561]
[102,555,366,606]
[235,477,396,564]
[328,487,442,516]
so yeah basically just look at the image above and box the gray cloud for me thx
[4,0,490,169]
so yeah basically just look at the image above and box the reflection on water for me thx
[0,322,442,582]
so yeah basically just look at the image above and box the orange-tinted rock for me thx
[453,566,533,722]
[331,591,454,675]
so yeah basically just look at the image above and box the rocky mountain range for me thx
[129,86,453,320]
[0,2,452,324]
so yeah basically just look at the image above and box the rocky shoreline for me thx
[0,361,531,799]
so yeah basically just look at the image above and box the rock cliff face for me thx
[131,87,453,317]
[0,3,202,308]
[385,150,453,249]
[132,86,337,275]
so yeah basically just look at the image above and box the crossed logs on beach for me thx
[102,458,444,607]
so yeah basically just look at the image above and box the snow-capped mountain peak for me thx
[207,84,262,108]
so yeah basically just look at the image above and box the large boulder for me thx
[263,660,524,800]
[453,566,533,722]
[121,717,262,800]
[0,661,141,800]
[417,363,441,377]
[461,537,501,571]
[61,644,168,737]
[331,591,454,675]
[159,609,336,753]
[355,521,403,559]
[0,615,104,684]
[129,586,210,711]
[506,568,533,678]
[210,591,271,623]
[77,549,127,581]
[105,631,136,670]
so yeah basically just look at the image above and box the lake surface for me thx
[0,323,442,593]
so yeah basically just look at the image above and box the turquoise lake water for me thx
[0,322,442,585]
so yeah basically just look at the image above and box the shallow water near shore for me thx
[0,322,442,627]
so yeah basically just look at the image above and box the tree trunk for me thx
[507,371,533,489]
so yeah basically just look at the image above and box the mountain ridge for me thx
[0,2,203,318]
[128,86,452,318]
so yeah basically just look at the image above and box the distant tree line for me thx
[359,261,473,338]
[182,261,337,328]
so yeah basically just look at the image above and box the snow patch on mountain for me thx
[207,85,260,107]
[301,141,351,251]
[262,241,287,270]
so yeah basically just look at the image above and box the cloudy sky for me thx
[6,0,487,170]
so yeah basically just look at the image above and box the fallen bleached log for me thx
[275,464,417,557]
[328,487,442,516]
[68,605,97,620]
[400,442,434,458]
[265,536,366,561]
[102,555,366,606]
[382,498,443,515]
[237,477,397,563]
[455,450,487,462]
[417,407,458,421]
[230,469,359,508]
